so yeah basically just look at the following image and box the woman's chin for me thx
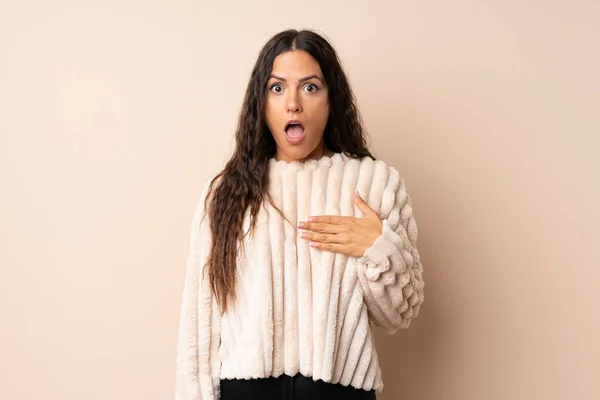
[276,143,327,163]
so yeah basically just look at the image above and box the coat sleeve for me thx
[355,177,425,334]
[175,183,222,399]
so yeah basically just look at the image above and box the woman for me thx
[175,29,425,400]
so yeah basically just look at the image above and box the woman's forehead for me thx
[270,50,323,79]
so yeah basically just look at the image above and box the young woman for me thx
[175,29,425,400]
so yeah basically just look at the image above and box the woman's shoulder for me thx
[341,154,403,186]
[189,173,222,225]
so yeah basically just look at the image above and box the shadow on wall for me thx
[370,130,446,400]
[374,293,441,400]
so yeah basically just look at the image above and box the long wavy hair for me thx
[204,29,374,312]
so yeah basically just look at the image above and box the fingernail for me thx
[297,222,304,228]
[307,216,314,222]
[301,232,307,238]
[309,242,317,247]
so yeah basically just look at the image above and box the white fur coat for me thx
[175,153,425,399]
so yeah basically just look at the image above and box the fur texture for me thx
[175,153,425,399]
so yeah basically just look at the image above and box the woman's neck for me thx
[274,142,335,163]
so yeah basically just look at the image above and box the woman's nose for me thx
[286,94,302,113]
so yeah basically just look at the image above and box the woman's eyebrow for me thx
[269,74,324,83]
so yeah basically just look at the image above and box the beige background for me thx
[1,1,599,399]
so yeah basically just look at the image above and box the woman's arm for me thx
[175,183,221,400]
[355,181,425,334]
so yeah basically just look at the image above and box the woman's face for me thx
[264,50,330,163]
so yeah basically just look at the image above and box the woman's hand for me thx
[297,191,383,258]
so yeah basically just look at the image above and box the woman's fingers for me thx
[354,191,377,218]
[300,231,349,244]
[296,193,382,258]
[297,220,347,233]
[308,241,347,253]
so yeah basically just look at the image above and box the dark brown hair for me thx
[204,29,373,312]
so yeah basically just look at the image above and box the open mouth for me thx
[285,121,305,144]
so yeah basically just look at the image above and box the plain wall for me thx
[1,1,599,399]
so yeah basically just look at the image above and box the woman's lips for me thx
[285,124,306,145]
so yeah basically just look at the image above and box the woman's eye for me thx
[303,83,319,93]
[270,84,284,93]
